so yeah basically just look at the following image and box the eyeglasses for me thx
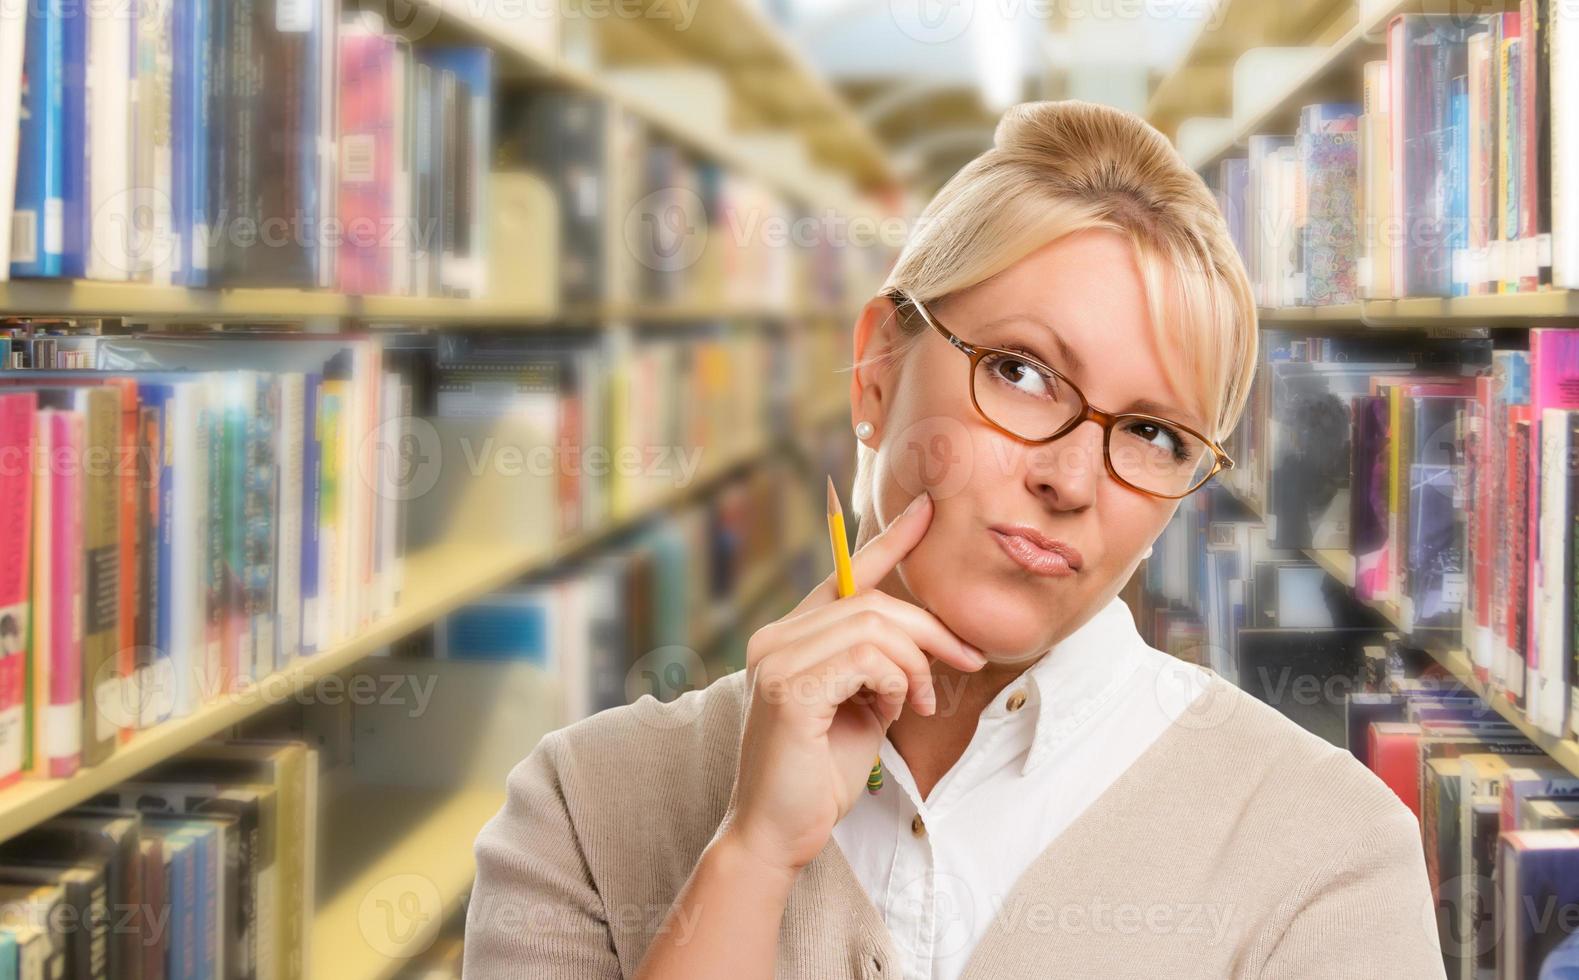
[890,291,1234,499]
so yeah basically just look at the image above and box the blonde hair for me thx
[853,99,1259,523]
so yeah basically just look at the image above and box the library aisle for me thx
[0,0,1575,976]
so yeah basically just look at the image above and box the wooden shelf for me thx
[0,280,538,323]
[1255,291,1579,329]
[0,279,866,325]
[0,431,785,843]
[1148,0,1356,141]
[587,0,893,189]
[311,785,505,980]
[409,0,886,215]
[1182,13,1375,172]
[1364,290,1579,324]
[1166,0,1524,172]
[1304,547,1356,588]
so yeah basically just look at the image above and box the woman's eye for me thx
[1128,420,1187,457]
[985,352,1057,398]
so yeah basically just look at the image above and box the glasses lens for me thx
[1106,416,1216,496]
[971,350,1083,440]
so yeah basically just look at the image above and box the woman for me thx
[462,100,1443,979]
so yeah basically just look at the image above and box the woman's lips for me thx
[989,526,1082,577]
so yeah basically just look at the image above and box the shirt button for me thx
[1006,689,1028,712]
[911,813,926,837]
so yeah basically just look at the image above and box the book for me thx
[9,0,65,278]
[0,394,34,788]
[1497,829,1579,979]
[1,809,142,980]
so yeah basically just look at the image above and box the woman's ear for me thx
[850,293,904,445]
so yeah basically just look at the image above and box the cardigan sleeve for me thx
[463,730,624,979]
[1257,803,1447,980]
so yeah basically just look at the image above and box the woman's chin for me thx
[905,580,1057,665]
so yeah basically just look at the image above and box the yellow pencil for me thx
[826,476,883,795]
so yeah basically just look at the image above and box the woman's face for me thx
[853,228,1203,665]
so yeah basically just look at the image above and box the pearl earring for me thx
[854,420,874,440]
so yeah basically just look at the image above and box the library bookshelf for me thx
[1217,475,1579,782]
[0,0,891,975]
[0,402,841,845]
[1151,0,1579,788]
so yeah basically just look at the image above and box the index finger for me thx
[793,490,933,615]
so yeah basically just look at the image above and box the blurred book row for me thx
[1207,6,1579,306]
[0,316,848,791]
[0,3,878,309]
[1146,327,1579,740]
[1357,640,1579,980]
[0,737,315,980]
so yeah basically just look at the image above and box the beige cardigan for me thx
[462,665,1447,979]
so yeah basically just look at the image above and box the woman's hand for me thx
[717,490,988,876]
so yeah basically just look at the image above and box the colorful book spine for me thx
[417,46,493,297]
[76,386,121,767]
[56,2,87,278]
[138,382,178,728]
[245,376,280,680]
[171,0,211,286]
[46,410,84,779]
[1491,350,1531,696]
[1498,28,1522,294]
[336,17,398,296]
[1391,14,1474,297]
[1466,31,1493,295]
[299,375,322,656]
[1507,409,1533,705]
[1449,75,1469,297]
[10,0,66,278]
[1468,374,1495,679]
[0,394,34,788]
[275,374,306,668]
[1518,0,1546,291]
[1299,103,1362,306]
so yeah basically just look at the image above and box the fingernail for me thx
[965,645,988,667]
[903,492,929,516]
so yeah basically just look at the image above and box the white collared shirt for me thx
[829,595,1214,980]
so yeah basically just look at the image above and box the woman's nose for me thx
[1025,420,1104,509]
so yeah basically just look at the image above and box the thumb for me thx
[797,490,933,613]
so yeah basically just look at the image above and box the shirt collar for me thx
[981,595,1149,776]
